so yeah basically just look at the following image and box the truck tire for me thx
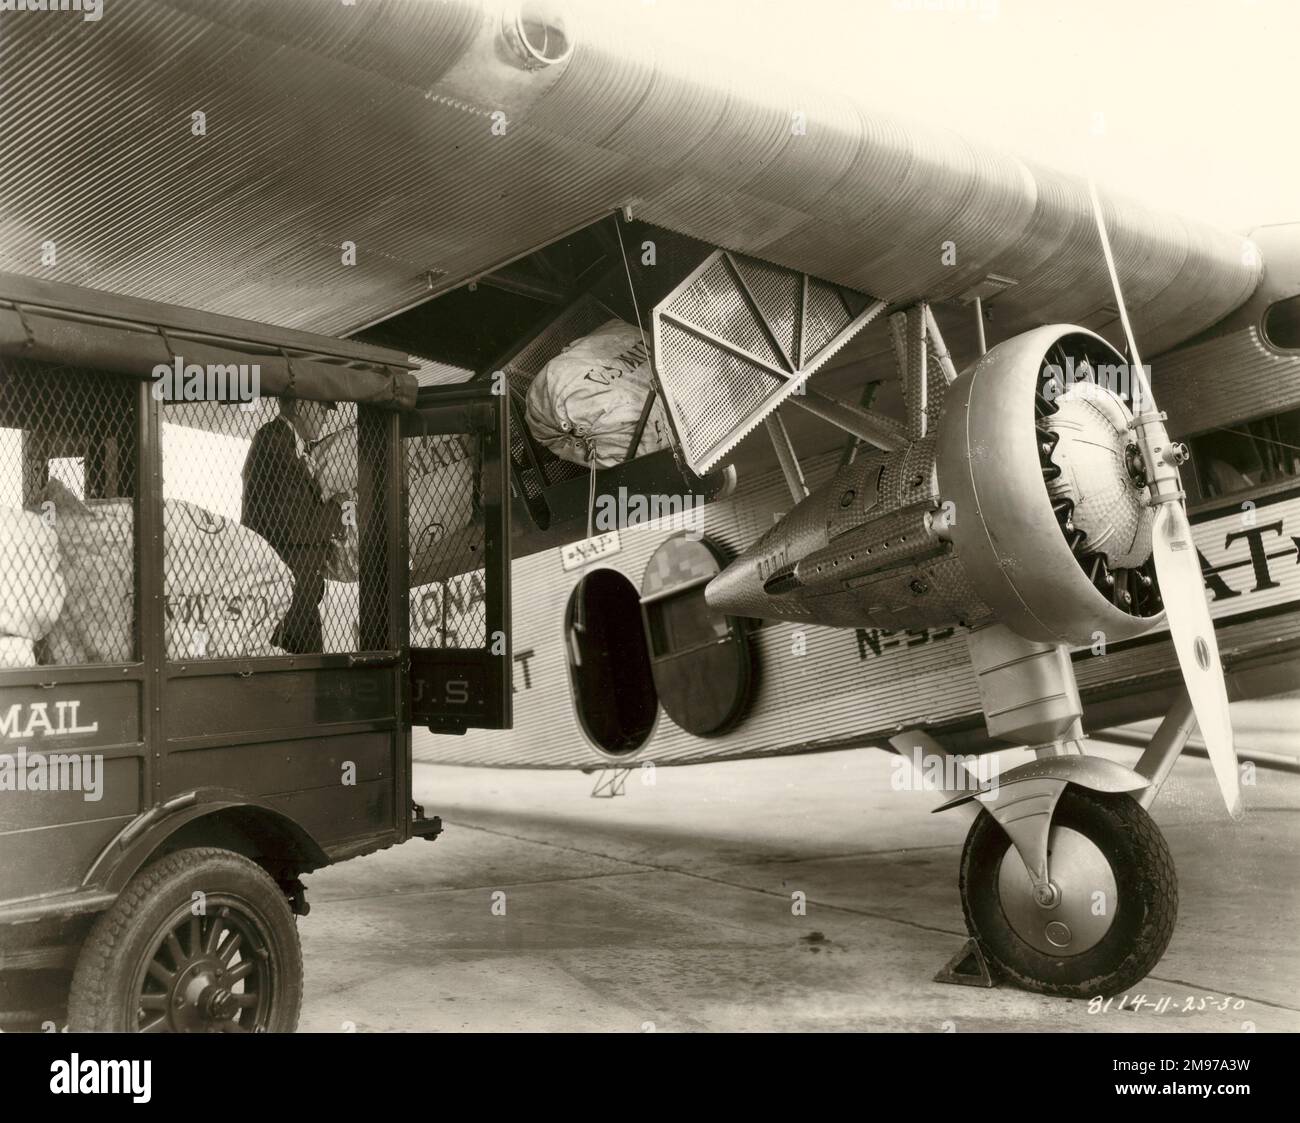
[67,847,302,1032]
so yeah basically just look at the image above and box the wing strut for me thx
[891,302,955,440]
[765,411,809,503]
[790,387,907,450]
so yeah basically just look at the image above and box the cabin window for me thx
[565,568,657,756]
[0,359,138,667]
[1263,294,1300,351]
[640,535,754,737]
[1187,407,1300,501]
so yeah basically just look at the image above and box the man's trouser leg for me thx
[274,545,326,654]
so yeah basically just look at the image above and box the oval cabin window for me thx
[1263,294,1300,350]
[640,535,755,737]
[565,568,657,756]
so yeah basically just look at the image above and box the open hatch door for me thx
[403,382,511,733]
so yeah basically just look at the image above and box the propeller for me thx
[1087,179,1242,819]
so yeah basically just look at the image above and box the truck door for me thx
[403,383,511,733]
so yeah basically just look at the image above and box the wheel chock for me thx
[934,938,997,988]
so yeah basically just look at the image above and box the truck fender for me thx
[84,787,331,896]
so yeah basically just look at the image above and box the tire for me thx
[67,847,302,1032]
[959,787,1177,998]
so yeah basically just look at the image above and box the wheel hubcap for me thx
[996,826,1118,955]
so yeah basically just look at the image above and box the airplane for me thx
[1,0,1296,1001]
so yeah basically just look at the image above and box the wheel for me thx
[959,787,1177,998]
[67,847,303,1032]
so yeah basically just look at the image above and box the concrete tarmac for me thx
[299,741,1300,1032]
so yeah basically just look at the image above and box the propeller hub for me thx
[1043,385,1154,570]
[1123,441,1148,488]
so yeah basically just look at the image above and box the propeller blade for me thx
[1150,502,1242,819]
[1087,176,1242,817]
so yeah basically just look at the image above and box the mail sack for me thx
[407,433,480,589]
[0,508,66,641]
[312,425,359,583]
[0,636,37,668]
[525,319,671,467]
[31,479,293,662]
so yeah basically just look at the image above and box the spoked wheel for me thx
[959,787,1178,998]
[68,847,302,1032]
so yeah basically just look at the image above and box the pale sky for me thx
[574,0,1293,232]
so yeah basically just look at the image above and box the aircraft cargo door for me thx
[640,534,754,737]
[403,383,511,733]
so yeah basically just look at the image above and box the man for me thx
[242,397,345,654]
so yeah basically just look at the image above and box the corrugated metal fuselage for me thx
[413,458,1300,770]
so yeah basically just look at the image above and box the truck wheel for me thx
[67,847,302,1032]
[959,787,1177,998]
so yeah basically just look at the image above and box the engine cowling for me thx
[705,324,1165,648]
[935,324,1163,645]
